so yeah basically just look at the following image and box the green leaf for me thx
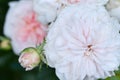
[37,64,59,80]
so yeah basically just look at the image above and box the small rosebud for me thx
[19,47,41,71]
[0,37,11,50]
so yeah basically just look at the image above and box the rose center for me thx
[84,45,93,56]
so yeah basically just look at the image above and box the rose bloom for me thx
[63,0,108,5]
[79,0,108,5]
[106,0,120,22]
[33,0,61,25]
[66,0,108,5]
[19,47,40,71]
[4,0,47,55]
[34,0,108,25]
[44,4,120,80]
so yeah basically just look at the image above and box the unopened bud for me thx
[106,0,120,10]
[19,47,41,71]
[0,38,11,50]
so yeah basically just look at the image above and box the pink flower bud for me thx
[19,47,40,71]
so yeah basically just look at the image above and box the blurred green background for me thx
[0,0,120,80]
[0,0,59,80]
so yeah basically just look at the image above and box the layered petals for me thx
[34,0,108,24]
[4,0,47,55]
[44,4,120,80]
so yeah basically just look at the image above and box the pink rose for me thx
[61,0,108,5]
[66,0,80,4]
[4,0,47,55]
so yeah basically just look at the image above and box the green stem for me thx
[36,39,48,64]
[36,39,46,54]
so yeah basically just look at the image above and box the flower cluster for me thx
[3,0,120,80]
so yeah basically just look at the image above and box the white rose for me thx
[34,0,108,25]
[33,0,61,25]
[4,0,47,55]
[44,4,120,80]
